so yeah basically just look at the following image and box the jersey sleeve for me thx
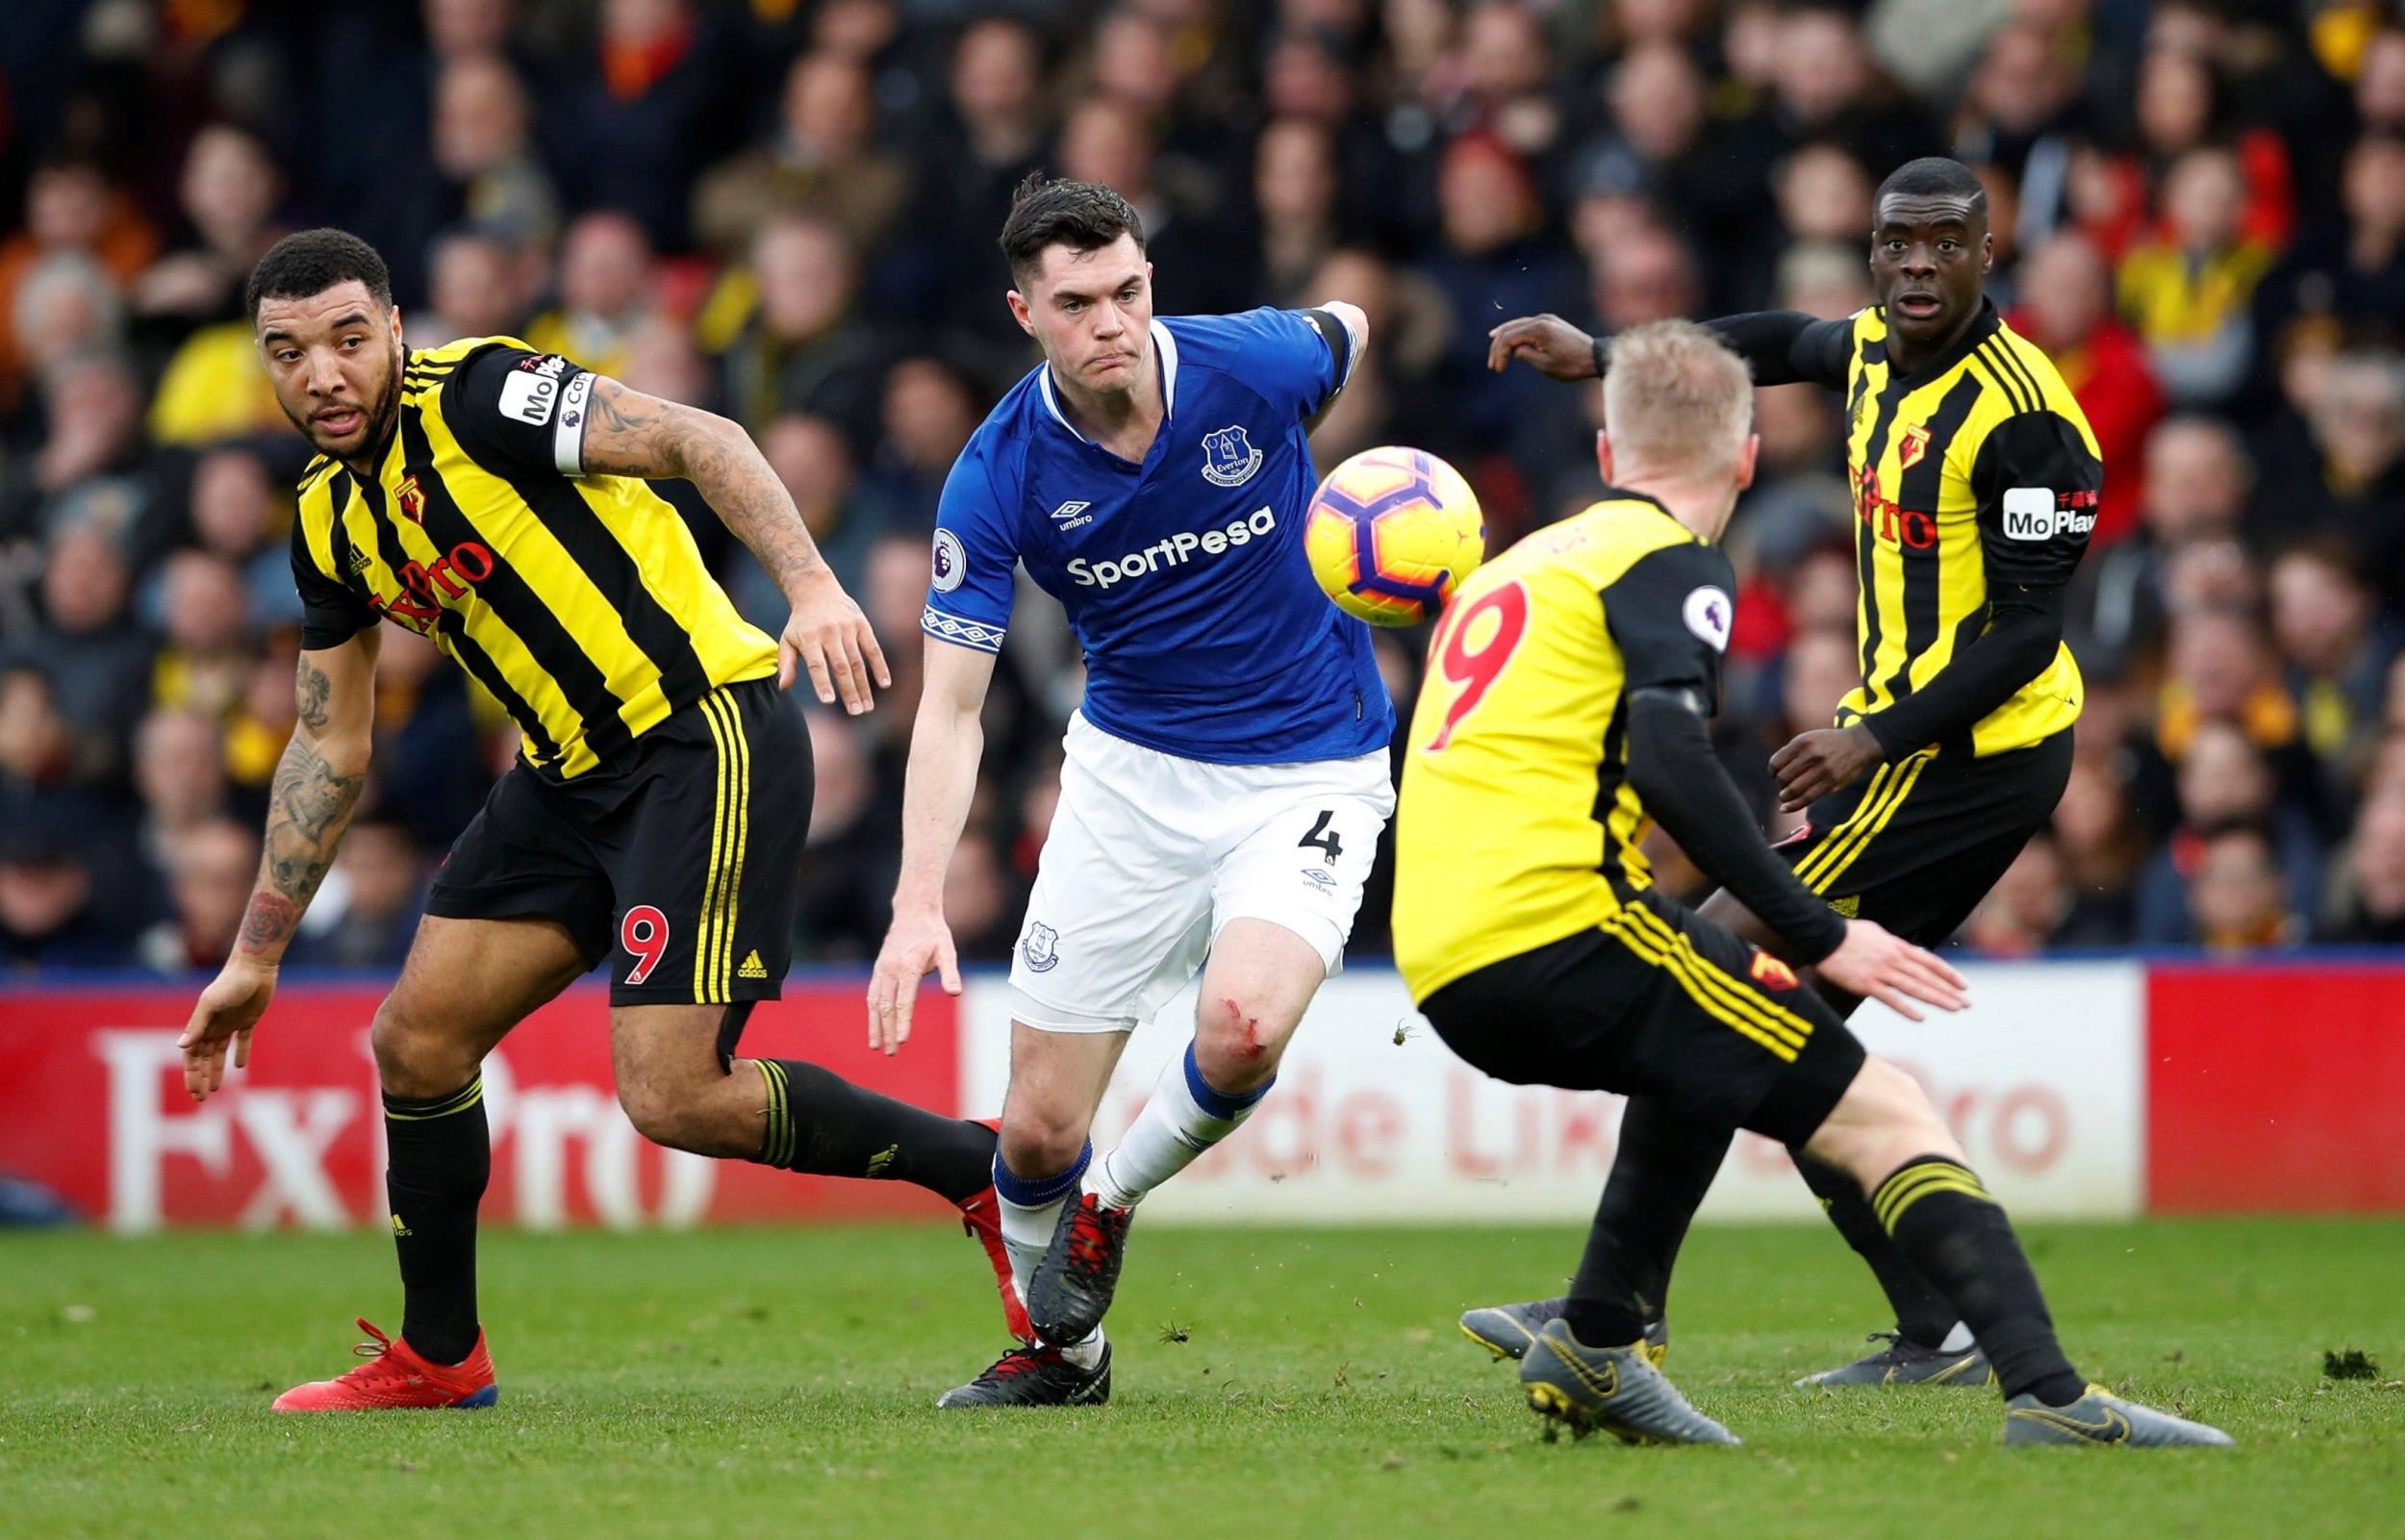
[922,438,1020,654]
[1600,541,1737,704]
[1969,410,2103,591]
[290,518,375,651]
[443,343,599,478]
[1701,312,1853,389]
[1231,307,1350,423]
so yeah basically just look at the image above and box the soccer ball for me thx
[1304,446,1485,627]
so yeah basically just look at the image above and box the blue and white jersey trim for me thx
[922,606,1006,653]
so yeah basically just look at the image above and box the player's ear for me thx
[1734,432,1759,493]
[1005,289,1035,338]
[389,304,405,345]
[1981,230,1994,274]
[1594,430,1615,484]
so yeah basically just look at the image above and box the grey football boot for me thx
[934,1341,1112,1408]
[1519,1318,1737,1446]
[1795,1330,1995,1387]
[2004,1384,2235,1448]
[1461,1299,1669,1368]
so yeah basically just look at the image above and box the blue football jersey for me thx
[923,309,1394,766]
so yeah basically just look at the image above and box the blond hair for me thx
[1601,319,1754,482]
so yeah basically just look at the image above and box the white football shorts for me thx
[1007,711,1396,1033]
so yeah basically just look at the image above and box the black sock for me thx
[1565,1098,1732,1347]
[751,1059,997,1203]
[383,1077,490,1367]
[1870,1155,2086,1405]
[1791,1147,1962,1348]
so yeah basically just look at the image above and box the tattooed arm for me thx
[576,376,890,713]
[177,629,379,1100]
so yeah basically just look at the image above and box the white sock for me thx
[1091,1044,1271,1208]
[1938,1320,1975,1353]
[997,1192,1062,1306]
[995,1169,1107,1368]
[992,1144,1090,1306]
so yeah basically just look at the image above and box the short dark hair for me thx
[1875,157,1988,217]
[1000,175,1145,286]
[244,228,392,322]
[2273,531,2368,589]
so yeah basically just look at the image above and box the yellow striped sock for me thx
[383,1076,484,1122]
[1872,1158,1991,1233]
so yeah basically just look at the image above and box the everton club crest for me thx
[1020,921,1061,972]
[1201,424,1262,487]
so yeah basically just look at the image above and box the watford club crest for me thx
[1897,424,1932,470]
[396,474,426,524]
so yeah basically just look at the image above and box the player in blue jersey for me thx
[867,178,1385,1407]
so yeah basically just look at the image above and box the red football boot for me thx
[958,1186,1034,1343]
[272,1320,499,1412]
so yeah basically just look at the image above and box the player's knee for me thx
[1806,1056,1962,1188]
[1193,992,1283,1091]
[370,996,473,1098]
[617,1076,708,1152]
[998,1103,1090,1176]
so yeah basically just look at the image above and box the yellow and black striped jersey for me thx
[1834,301,2101,756]
[291,336,778,780]
[1393,492,1734,1001]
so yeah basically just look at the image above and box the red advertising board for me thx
[2146,964,2405,1213]
[0,980,958,1230]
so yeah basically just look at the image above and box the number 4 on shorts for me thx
[1299,809,1343,867]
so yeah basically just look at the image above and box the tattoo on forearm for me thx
[238,893,301,953]
[698,427,825,597]
[238,732,366,957]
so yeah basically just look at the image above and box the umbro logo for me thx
[1051,500,1094,531]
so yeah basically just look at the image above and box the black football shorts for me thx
[1418,887,1868,1147]
[428,675,809,1006]
[1771,728,2074,948]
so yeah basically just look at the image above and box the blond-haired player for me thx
[1392,321,2229,1448]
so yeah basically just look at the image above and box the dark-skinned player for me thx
[1461,157,2101,1388]
[176,230,1028,1411]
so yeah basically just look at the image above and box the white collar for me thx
[1037,318,1178,443]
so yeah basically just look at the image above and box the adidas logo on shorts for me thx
[737,949,768,980]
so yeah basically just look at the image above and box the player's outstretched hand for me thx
[1813,920,1968,1023]
[178,958,276,1102]
[781,571,892,715]
[1770,723,1884,815]
[867,908,961,1055]
[1486,314,1601,379]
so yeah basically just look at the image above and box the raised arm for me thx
[1486,312,1853,388]
[178,629,380,1099]
[577,375,889,713]
[866,639,999,1053]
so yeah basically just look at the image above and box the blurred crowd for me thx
[3,0,2405,975]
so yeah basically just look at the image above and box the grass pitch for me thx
[3,1219,2400,1539]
